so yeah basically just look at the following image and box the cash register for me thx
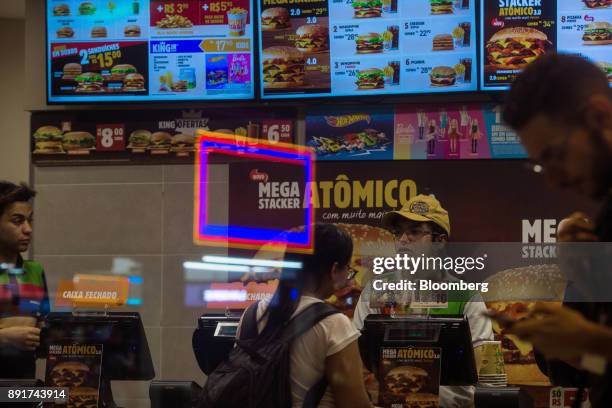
[192,310,243,375]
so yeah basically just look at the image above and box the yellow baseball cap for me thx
[382,194,451,236]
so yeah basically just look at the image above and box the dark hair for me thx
[0,181,36,217]
[265,223,353,330]
[503,54,611,131]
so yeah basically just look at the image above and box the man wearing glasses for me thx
[352,194,493,407]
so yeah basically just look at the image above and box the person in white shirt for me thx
[243,223,373,408]
[353,194,493,408]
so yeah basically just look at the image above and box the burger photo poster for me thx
[379,347,442,408]
[306,106,395,160]
[45,343,103,408]
[481,0,557,89]
[259,0,332,96]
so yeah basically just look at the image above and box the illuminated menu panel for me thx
[258,0,477,99]
[47,0,255,102]
[480,0,611,90]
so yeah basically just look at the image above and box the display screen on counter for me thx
[257,0,477,99]
[480,0,612,90]
[46,0,255,102]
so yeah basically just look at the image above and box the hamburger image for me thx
[75,72,104,93]
[404,393,439,408]
[583,0,611,8]
[124,25,141,37]
[383,366,428,404]
[62,131,95,152]
[62,63,82,80]
[50,361,90,387]
[484,265,566,385]
[356,68,384,90]
[123,73,145,91]
[295,24,329,53]
[260,7,290,30]
[53,4,70,16]
[110,64,137,80]
[262,46,306,88]
[430,0,453,14]
[33,125,64,154]
[69,387,98,408]
[583,22,612,45]
[91,26,107,38]
[597,61,612,82]
[486,27,551,69]
[79,2,96,15]
[171,80,188,92]
[57,26,74,38]
[352,0,383,18]
[128,129,151,148]
[432,34,454,51]
[149,131,172,151]
[356,33,384,54]
[429,66,456,87]
[171,133,195,153]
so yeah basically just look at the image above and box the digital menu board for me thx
[258,0,477,99]
[47,0,255,102]
[481,0,612,90]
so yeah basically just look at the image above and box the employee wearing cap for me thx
[353,194,493,408]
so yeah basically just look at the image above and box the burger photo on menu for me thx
[583,0,611,8]
[583,22,612,45]
[50,362,90,388]
[484,265,566,385]
[91,26,107,38]
[171,134,195,154]
[356,33,384,54]
[432,34,454,51]
[598,61,612,82]
[262,46,306,88]
[78,2,96,15]
[56,26,74,38]
[53,3,70,16]
[109,64,137,81]
[429,66,456,87]
[295,24,329,53]
[69,387,98,408]
[75,72,104,93]
[124,25,141,37]
[148,131,172,153]
[356,68,385,90]
[123,73,145,92]
[33,125,64,154]
[62,63,82,80]
[128,129,151,149]
[260,7,290,30]
[430,0,453,15]
[62,131,96,154]
[486,27,551,69]
[352,0,383,18]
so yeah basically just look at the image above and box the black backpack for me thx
[197,301,340,408]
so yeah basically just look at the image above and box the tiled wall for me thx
[32,164,229,407]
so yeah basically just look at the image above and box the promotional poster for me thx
[259,0,477,99]
[45,343,103,408]
[47,0,255,102]
[30,108,295,164]
[481,0,557,90]
[306,104,526,160]
[379,347,441,407]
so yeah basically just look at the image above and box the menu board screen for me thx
[47,0,255,102]
[258,0,478,99]
[480,0,611,90]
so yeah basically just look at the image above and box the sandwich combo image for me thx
[486,27,551,69]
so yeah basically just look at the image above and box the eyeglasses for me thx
[390,227,434,240]
[346,266,358,281]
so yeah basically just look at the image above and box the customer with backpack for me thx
[199,223,373,408]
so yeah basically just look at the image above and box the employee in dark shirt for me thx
[0,181,49,379]
[502,54,612,406]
